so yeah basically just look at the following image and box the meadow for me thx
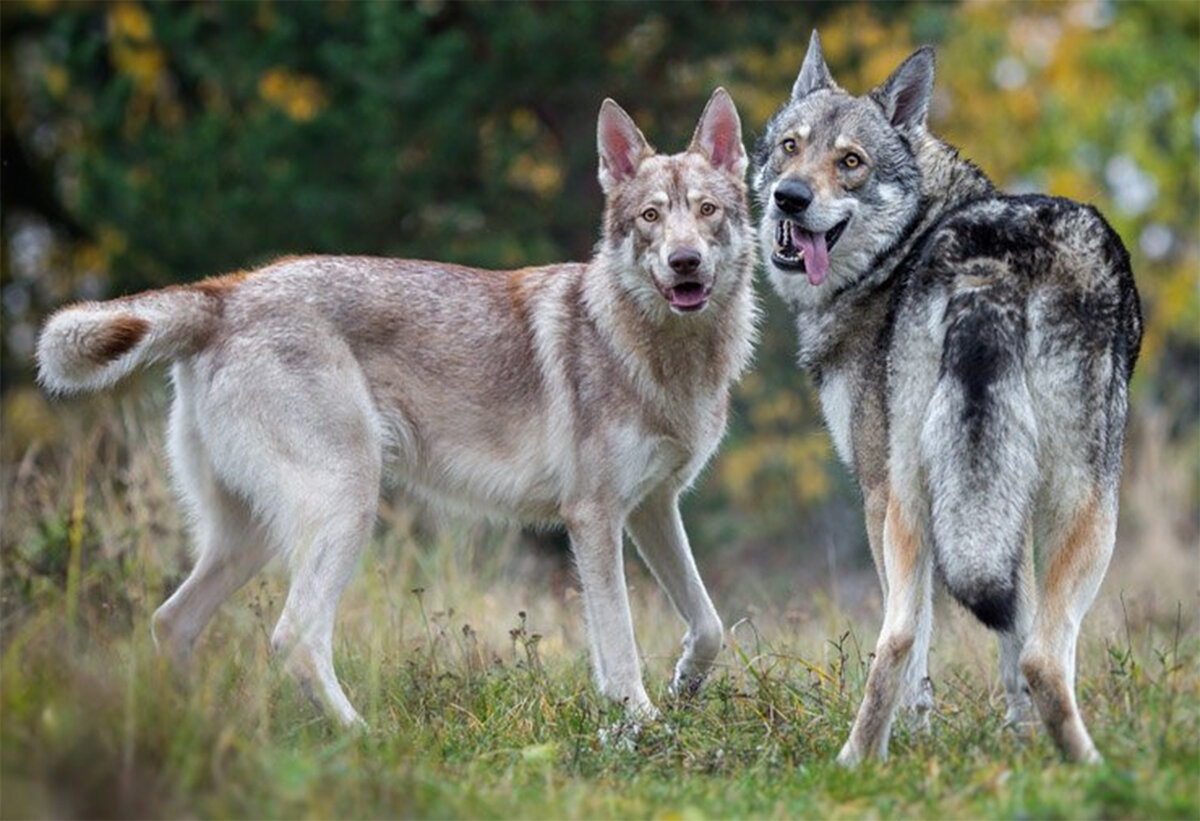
[2,396,1196,819]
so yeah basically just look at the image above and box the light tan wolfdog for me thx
[37,89,758,728]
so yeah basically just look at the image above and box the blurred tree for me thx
[2,0,1196,569]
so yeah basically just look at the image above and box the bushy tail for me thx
[36,287,220,394]
[920,284,1038,632]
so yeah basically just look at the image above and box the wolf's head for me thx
[595,88,753,319]
[755,32,934,304]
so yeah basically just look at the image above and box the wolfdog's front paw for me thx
[598,717,646,751]
[668,667,708,701]
[835,741,864,768]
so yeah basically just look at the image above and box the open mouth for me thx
[771,217,849,286]
[664,281,711,312]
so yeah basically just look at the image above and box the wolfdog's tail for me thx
[37,284,224,394]
[920,279,1038,632]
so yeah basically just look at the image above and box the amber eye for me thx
[781,138,798,155]
[700,202,717,216]
[842,152,863,169]
[641,208,659,222]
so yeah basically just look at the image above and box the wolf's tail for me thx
[37,286,223,394]
[920,280,1038,632]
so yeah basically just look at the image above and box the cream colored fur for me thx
[36,89,759,728]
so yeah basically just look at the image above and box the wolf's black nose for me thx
[668,248,702,276]
[774,179,813,215]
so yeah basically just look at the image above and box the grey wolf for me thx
[755,33,1141,764]
[37,88,758,727]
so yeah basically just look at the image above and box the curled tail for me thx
[920,281,1037,632]
[37,286,222,394]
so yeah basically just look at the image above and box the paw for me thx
[836,741,863,768]
[1003,696,1038,732]
[598,718,644,751]
[900,676,935,733]
[668,668,708,701]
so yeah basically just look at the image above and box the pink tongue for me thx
[670,286,708,308]
[791,223,829,286]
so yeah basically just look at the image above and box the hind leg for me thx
[838,492,934,766]
[864,486,934,731]
[1020,488,1115,762]
[152,388,273,672]
[152,490,272,673]
[190,345,383,728]
[269,474,378,729]
[998,534,1037,728]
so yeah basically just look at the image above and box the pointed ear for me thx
[689,87,747,178]
[791,30,835,101]
[597,99,652,193]
[870,46,935,131]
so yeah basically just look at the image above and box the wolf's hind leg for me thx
[626,488,723,698]
[1020,488,1115,763]
[838,493,933,766]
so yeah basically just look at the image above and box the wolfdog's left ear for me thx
[792,30,835,101]
[870,46,935,131]
[689,88,747,178]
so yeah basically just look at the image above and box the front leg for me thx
[625,487,724,698]
[564,500,655,719]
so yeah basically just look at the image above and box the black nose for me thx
[774,179,813,215]
[668,248,702,276]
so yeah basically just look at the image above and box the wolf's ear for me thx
[870,46,935,131]
[689,87,747,178]
[597,99,653,193]
[791,30,835,101]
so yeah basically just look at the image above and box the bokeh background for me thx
[2,0,1197,614]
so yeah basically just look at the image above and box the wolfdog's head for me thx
[755,32,934,304]
[596,88,753,319]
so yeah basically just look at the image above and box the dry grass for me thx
[2,395,1197,818]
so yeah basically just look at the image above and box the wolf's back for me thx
[37,286,222,394]
[915,195,1140,632]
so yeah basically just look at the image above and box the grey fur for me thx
[756,34,1142,765]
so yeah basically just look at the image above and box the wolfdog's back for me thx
[178,255,582,520]
[894,192,1142,628]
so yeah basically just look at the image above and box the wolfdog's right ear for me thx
[597,99,653,193]
[792,30,836,101]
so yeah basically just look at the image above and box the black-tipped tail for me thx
[920,285,1037,633]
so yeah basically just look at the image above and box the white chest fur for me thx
[818,369,856,468]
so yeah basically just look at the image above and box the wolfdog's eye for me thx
[781,138,798,155]
[641,208,659,222]
[841,152,863,169]
[700,202,717,216]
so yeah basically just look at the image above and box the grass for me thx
[2,401,1198,819]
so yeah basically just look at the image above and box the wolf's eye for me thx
[700,202,717,216]
[641,208,659,222]
[781,138,798,155]
[841,152,863,169]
